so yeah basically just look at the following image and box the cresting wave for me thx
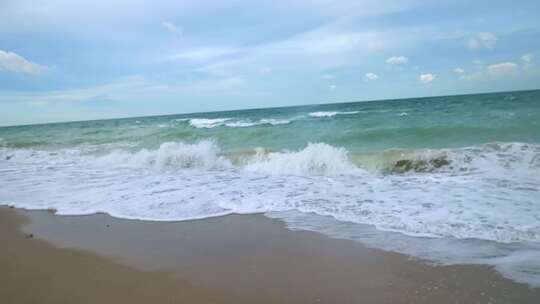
[2,141,540,175]
[184,118,291,129]
[308,111,360,117]
[0,141,359,175]
[181,111,360,129]
[2,140,540,286]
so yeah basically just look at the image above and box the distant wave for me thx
[225,118,291,128]
[188,118,232,129]
[308,111,360,118]
[182,117,291,129]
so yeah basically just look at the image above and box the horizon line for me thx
[1,87,539,128]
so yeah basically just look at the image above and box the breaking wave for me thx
[245,143,359,175]
[184,117,291,129]
[308,111,360,118]
[224,118,291,128]
[94,140,231,170]
[2,141,540,285]
[188,118,232,129]
[2,141,540,176]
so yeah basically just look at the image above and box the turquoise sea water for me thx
[1,90,540,286]
[2,90,539,153]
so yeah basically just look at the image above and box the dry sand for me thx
[1,206,539,303]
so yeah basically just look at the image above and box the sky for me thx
[1,0,539,126]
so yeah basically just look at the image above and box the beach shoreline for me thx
[1,206,539,303]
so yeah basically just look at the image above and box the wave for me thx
[308,111,360,118]
[182,117,291,129]
[87,142,358,175]
[353,142,540,176]
[245,143,360,175]
[3,141,539,176]
[94,140,231,170]
[224,118,291,128]
[2,141,540,286]
[188,118,232,128]
[369,149,451,173]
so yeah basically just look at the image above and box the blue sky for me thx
[1,0,539,126]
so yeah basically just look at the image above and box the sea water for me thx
[1,90,539,285]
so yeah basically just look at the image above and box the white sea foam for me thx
[189,118,231,128]
[245,143,359,175]
[1,141,540,286]
[94,140,230,170]
[186,117,291,128]
[308,111,359,118]
[224,118,291,128]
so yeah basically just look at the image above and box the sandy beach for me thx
[1,206,539,303]
[2,0,540,302]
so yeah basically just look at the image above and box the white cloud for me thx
[171,47,238,63]
[458,73,481,81]
[277,28,377,56]
[329,84,337,90]
[0,49,47,75]
[419,73,436,83]
[367,40,385,52]
[365,72,378,81]
[521,53,534,69]
[386,56,408,65]
[193,25,404,76]
[24,101,49,107]
[290,0,427,18]
[467,32,497,50]
[459,60,523,81]
[453,67,464,74]
[322,73,336,79]
[161,21,182,35]
[0,75,247,105]
[486,62,518,76]
[522,53,533,63]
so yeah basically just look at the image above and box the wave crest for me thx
[308,111,359,118]
[95,140,230,170]
[184,117,291,129]
[224,118,291,128]
[244,143,359,175]
[188,118,231,129]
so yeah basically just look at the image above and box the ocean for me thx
[1,90,539,286]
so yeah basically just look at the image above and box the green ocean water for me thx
[1,90,539,156]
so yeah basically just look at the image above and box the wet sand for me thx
[1,206,539,303]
